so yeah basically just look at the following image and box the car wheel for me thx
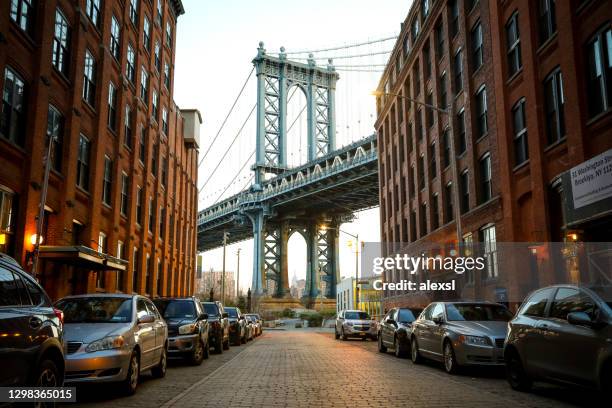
[506,350,532,392]
[35,358,60,387]
[151,347,167,378]
[341,327,347,341]
[411,337,422,364]
[223,337,230,350]
[190,338,205,365]
[443,341,459,374]
[334,329,340,340]
[122,352,139,395]
[378,334,387,353]
[394,336,408,358]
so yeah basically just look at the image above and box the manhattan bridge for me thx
[197,38,395,305]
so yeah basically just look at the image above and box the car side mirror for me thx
[138,314,155,324]
[198,313,208,320]
[567,311,593,327]
[222,312,229,318]
[387,318,396,325]
[432,315,444,325]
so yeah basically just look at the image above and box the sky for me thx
[173,0,412,293]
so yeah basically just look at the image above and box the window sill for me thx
[75,185,90,197]
[102,202,112,211]
[543,136,567,153]
[472,64,484,77]
[536,32,558,57]
[475,132,488,143]
[82,100,97,115]
[512,159,529,173]
[585,108,612,127]
[506,67,523,86]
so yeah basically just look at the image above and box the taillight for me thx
[53,308,64,326]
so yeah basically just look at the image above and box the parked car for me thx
[245,314,262,336]
[504,284,612,393]
[224,307,246,345]
[153,297,209,365]
[202,301,230,353]
[55,294,167,395]
[410,302,512,374]
[378,307,422,357]
[0,253,65,388]
[335,310,378,340]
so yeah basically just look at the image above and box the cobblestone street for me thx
[69,330,606,408]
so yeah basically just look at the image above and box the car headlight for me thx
[345,322,353,326]
[459,335,489,346]
[85,335,125,353]
[179,323,198,335]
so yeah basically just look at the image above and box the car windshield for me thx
[345,311,370,320]
[398,309,418,323]
[154,300,196,319]
[445,304,513,322]
[226,308,238,318]
[203,303,219,317]
[56,297,132,323]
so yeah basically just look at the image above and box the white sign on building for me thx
[570,149,612,209]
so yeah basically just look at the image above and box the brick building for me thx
[375,0,612,309]
[0,0,201,300]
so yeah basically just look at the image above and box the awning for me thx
[38,245,127,271]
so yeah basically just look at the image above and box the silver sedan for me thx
[335,310,378,340]
[410,302,513,374]
[55,294,168,395]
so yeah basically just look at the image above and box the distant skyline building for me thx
[195,267,236,301]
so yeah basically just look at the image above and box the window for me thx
[403,35,411,59]
[445,182,454,223]
[169,212,175,246]
[480,224,498,278]
[460,170,469,213]
[442,128,451,168]
[439,72,447,108]
[435,21,444,59]
[145,254,151,294]
[586,26,612,118]
[129,0,138,26]
[416,109,423,140]
[140,67,149,101]
[166,21,172,47]
[136,186,143,225]
[538,0,556,45]
[1,67,26,147]
[148,198,154,233]
[161,156,167,187]
[85,0,101,27]
[432,194,439,230]
[420,202,428,237]
[0,267,26,306]
[52,9,70,75]
[426,92,434,127]
[102,156,113,206]
[543,68,565,144]
[164,62,171,89]
[156,0,163,25]
[411,17,420,41]
[409,165,415,197]
[120,172,129,216]
[47,105,64,172]
[550,288,598,321]
[132,247,139,291]
[83,50,96,106]
[151,143,158,176]
[108,82,117,131]
[520,288,554,317]
[139,128,146,163]
[471,22,483,70]
[463,233,474,282]
[429,142,437,179]
[457,109,466,154]
[152,90,159,119]
[154,41,161,71]
[143,16,151,51]
[418,155,425,191]
[475,86,488,138]
[450,0,459,38]
[159,207,165,239]
[506,12,521,77]
[10,0,35,35]
[162,107,168,134]
[453,49,463,94]
[413,63,420,95]
[512,99,528,165]
[424,45,431,78]
[116,241,124,290]
[421,0,430,18]
[156,259,162,296]
[76,134,90,190]
[110,15,121,60]
[98,231,107,254]
[124,105,133,148]
[126,44,136,83]
[0,189,16,251]
[479,153,492,203]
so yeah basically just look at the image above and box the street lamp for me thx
[236,248,241,299]
[371,90,463,246]
[221,231,229,304]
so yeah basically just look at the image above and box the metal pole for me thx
[31,134,54,278]
[221,232,228,304]
[354,234,359,309]
[236,248,241,299]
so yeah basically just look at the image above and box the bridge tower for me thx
[248,43,340,305]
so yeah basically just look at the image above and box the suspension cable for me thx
[277,36,397,55]
[197,66,254,169]
[289,49,392,61]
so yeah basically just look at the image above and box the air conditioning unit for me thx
[181,109,202,148]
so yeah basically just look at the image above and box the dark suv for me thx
[225,307,246,345]
[153,297,210,365]
[202,301,230,353]
[0,253,65,387]
[505,284,612,393]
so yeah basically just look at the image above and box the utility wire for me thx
[197,67,254,169]
[277,36,397,55]
[198,103,257,194]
